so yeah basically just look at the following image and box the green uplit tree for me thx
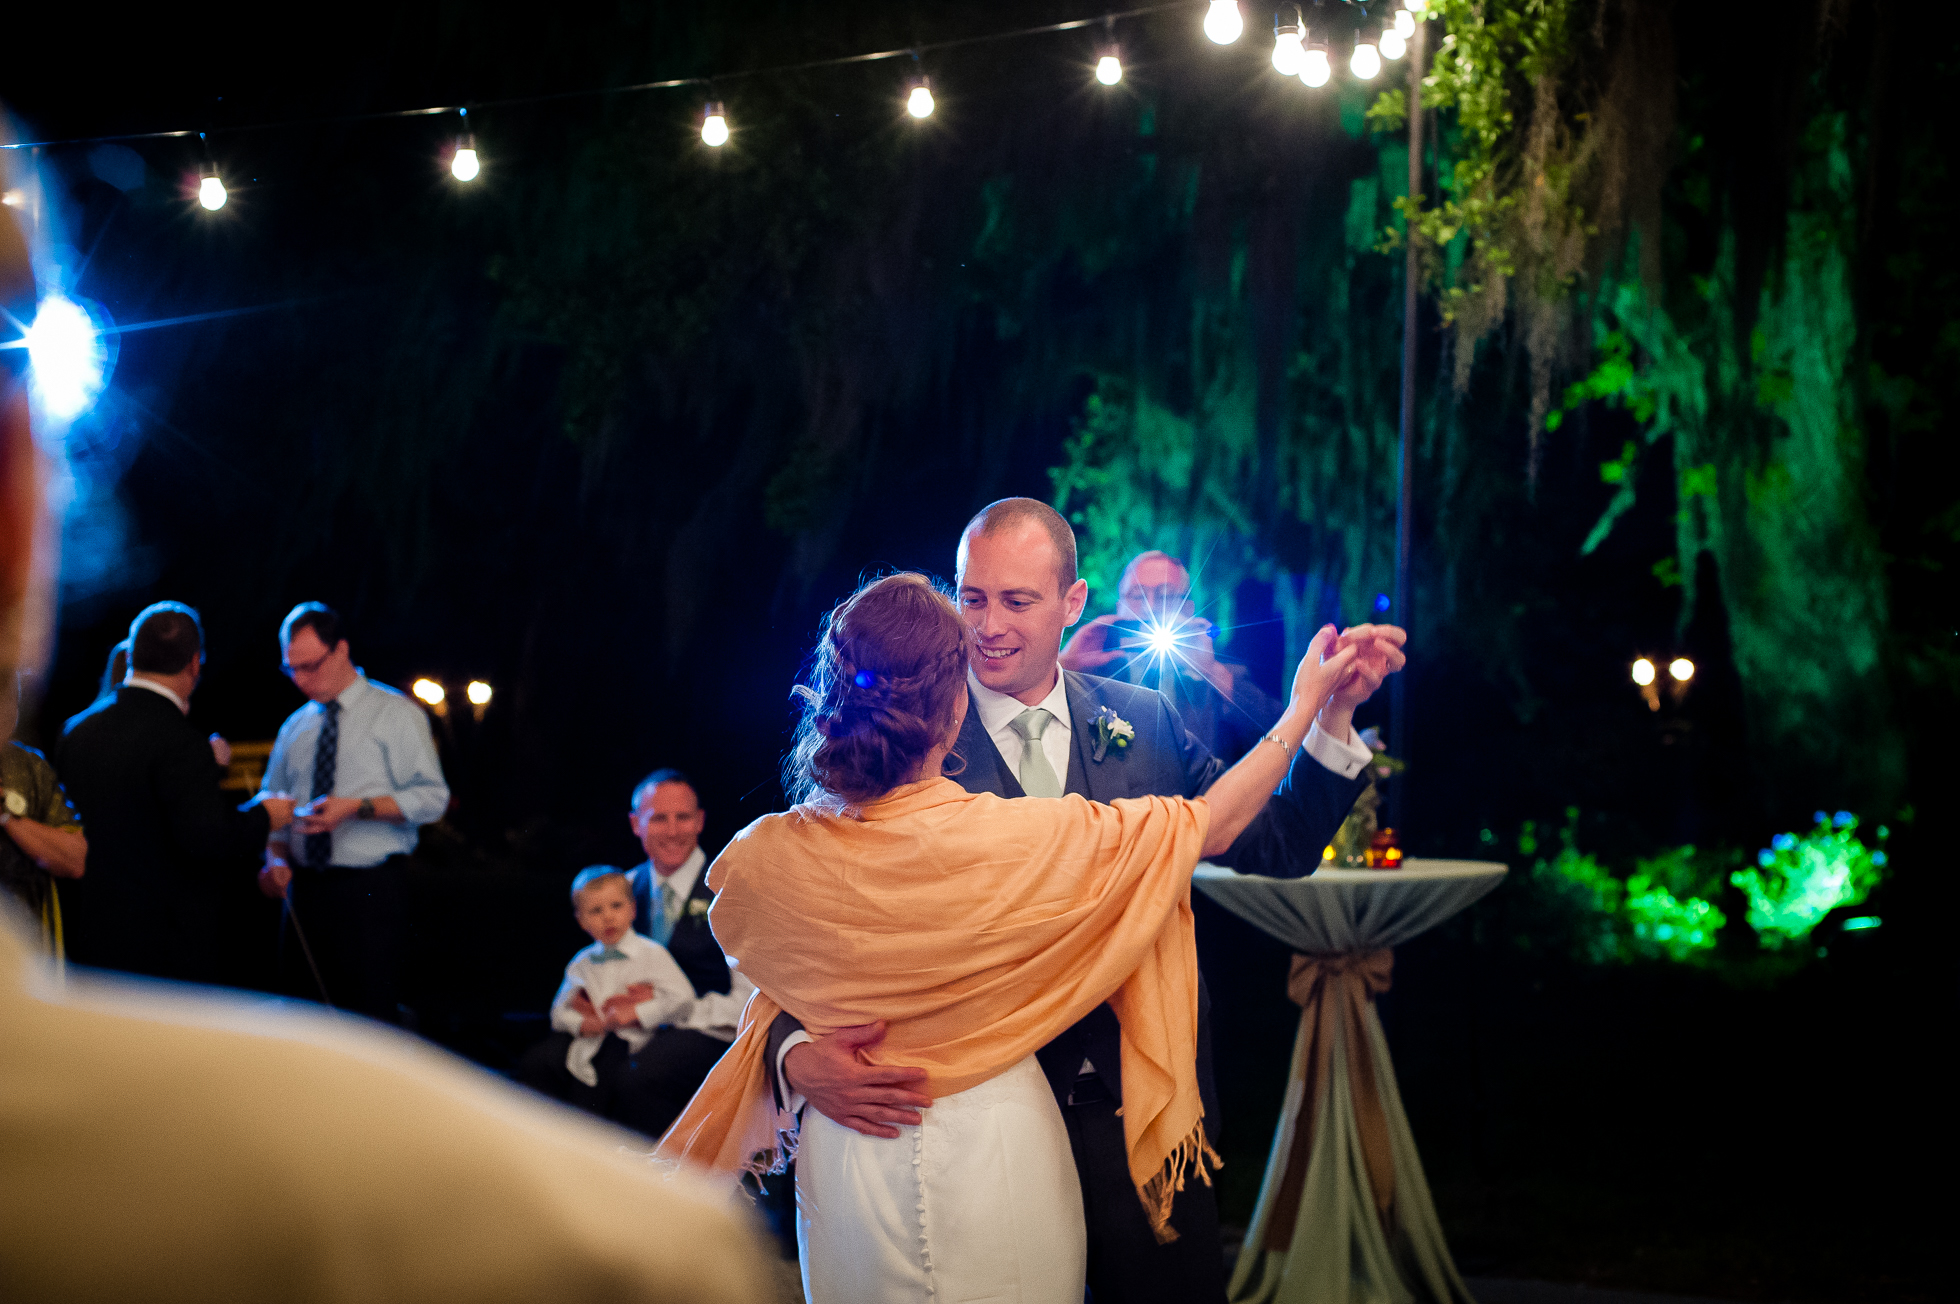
[1383,0,1945,819]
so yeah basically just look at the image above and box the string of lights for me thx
[3,0,1431,212]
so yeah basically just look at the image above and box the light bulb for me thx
[1096,54,1123,85]
[1272,30,1305,75]
[451,146,480,182]
[1352,39,1382,79]
[907,80,934,118]
[412,678,446,706]
[1396,9,1416,37]
[1301,47,1332,87]
[198,175,227,210]
[466,680,493,706]
[1204,1,1243,45]
[1381,27,1406,59]
[1631,659,1656,687]
[701,102,729,147]
[1669,658,1695,683]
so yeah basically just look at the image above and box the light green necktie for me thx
[1009,708,1064,799]
[650,880,678,945]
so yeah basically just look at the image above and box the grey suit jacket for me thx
[949,671,1367,1132]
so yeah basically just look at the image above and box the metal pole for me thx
[1388,16,1426,835]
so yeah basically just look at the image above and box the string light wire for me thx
[0,3,1191,154]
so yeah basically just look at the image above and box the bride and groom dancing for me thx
[656,498,1404,1304]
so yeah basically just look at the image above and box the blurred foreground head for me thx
[1,186,45,683]
[0,187,770,1304]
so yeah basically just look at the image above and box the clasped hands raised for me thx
[1289,622,1407,738]
[570,984,656,1038]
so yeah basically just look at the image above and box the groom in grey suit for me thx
[769,498,1405,1303]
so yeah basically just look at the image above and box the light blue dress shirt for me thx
[260,673,450,867]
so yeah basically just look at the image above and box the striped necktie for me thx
[304,701,340,867]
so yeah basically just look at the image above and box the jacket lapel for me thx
[1062,672,1113,800]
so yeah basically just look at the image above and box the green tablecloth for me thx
[1195,860,1507,1304]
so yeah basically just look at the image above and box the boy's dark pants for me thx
[516,1028,726,1140]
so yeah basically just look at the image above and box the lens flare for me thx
[23,295,112,421]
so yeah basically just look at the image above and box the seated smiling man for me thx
[619,769,755,1139]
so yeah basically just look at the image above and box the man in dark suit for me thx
[770,499,1404,1303]
[619,768,753,1137]
[57,603,295,983]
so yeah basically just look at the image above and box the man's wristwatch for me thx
[357,797,376,821]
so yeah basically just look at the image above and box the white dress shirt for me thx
[549,930,696,1087]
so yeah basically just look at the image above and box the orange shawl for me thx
[653,777,1214,1240]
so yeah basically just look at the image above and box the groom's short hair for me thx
[959,498,1078,591]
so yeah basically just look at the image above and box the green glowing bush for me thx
[1620,847,1732,963]
[1730,813,1888,949]
[1511,814,1730,966]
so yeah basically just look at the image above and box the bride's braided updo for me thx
[786,572,971,810]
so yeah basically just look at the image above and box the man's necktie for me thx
[649,879,678,945]
[304,701,340,867]
[1009,708,1064,799]
[593,946,629,963]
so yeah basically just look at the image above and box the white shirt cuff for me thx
[1303,720,1373,780]
[775,1030,813,1115]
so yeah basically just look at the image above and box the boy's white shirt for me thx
[550,930,697,1087]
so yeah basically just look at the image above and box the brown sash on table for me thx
[1263,948,1396,1251]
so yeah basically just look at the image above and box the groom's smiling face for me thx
[957,521,1090,705]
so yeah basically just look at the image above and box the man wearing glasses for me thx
[257,602,449,1023]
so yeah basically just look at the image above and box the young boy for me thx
[515,866,698,1135]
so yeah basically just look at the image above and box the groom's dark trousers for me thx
[769,670,1368,1304]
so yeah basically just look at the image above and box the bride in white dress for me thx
[652,573,1356,1303]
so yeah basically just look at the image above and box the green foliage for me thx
[1731,813,1889,950]
[1501,809,1894,970]
[1049,381,1256,616]
[1512,811,1730,966]
[1622,846,1732,963]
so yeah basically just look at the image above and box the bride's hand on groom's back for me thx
[784,1021,933,1139]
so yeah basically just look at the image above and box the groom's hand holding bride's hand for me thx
[783,1020,933,1139]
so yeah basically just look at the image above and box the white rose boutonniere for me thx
[3,789,27,818]
[686,897,711,919]
[1090,706,1135,763]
